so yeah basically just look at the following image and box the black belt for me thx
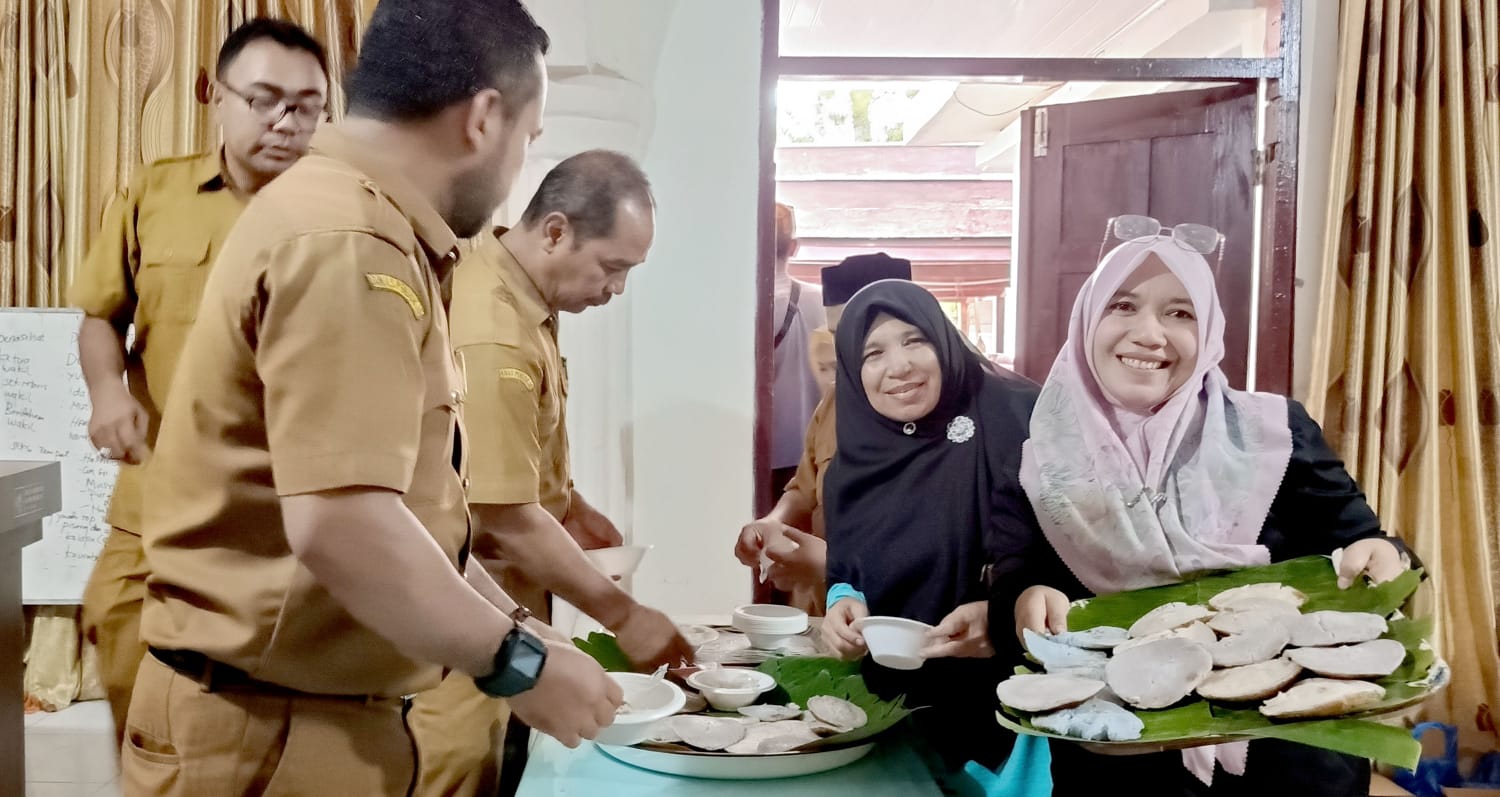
[150,646,286,693]
[149,646,396,704]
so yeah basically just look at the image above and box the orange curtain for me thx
[0,0,372,308]
[1306,0,1500,758]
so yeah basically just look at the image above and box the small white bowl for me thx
[595,671,687,747]
[685,668,777,711]
[584,545,652,581]
[854,616,934,671]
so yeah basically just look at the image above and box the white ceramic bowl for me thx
[854,616,933,671]
[731,604,809,636]
[584,544,652,580]
[685,668,777,711]
[594,671,687,747]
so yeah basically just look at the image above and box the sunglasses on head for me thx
[1097,214,1225,270]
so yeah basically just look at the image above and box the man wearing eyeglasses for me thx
[69,17,328,747]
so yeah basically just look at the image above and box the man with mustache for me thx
[412,150,692,796]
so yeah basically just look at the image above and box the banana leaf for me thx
[1066,555,1422,631]
[573,637,913,752]
[997,710,1421,770]
[573,631,637,673]
[999,555,1433,769]
[756,656,914,749]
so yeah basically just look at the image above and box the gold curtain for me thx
[1307,0,1500,758]
[0,0,373,308]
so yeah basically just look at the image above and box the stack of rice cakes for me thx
[641,692,870,755]
[995,581,1410,741]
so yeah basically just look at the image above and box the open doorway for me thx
[755,0,1301,517]
[776,81,1016,366]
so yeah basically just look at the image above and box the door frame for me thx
[755,0,1302,516]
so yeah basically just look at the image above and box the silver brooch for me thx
[946,415,975,443]
[1124,487,1168,511]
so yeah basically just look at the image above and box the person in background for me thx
[124,3,622,794]
[1008,227,1415,796]
[70,17,329,746]
[808,327,836,397]
[769,202,825,492]
[411,149,691,797]
[737,253,912,615]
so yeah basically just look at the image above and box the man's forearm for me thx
[473,502,634,629]
[78,315,129,400]
[284,489,512,677]
[465,556,516,612]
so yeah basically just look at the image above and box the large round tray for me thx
[596,740,876,779]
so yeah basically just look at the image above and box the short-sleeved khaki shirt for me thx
[448,231,570,616]
[68,152,244,534]
[786,392,836,539]
[449,230,571,520]
[140,127,469,697]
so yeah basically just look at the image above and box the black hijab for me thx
[823,280,1041,627]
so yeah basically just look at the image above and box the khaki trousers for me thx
[121,654,415,796]
[80,527,150,747]
[406,671,511,797]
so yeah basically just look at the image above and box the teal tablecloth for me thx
[515,736,944,796]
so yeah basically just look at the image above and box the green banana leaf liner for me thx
[996,555,1439,770]
[573,634,913,754]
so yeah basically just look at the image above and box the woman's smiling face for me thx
[1091,254,1201,411]
[861,312,942,422]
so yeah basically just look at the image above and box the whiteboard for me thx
[0,309,116,603]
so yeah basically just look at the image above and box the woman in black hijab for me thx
[820,279,1045,774]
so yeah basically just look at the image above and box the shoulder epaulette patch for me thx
[365,273,425,319]
[496,368,535,391]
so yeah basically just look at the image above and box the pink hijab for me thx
[1018,237,1293,784]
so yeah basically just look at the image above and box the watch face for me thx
[476,628,550,698]
[512,633,547,678]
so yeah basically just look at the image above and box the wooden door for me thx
[1015,83,1260,388]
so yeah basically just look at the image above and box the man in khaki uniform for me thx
[735,254,913,615]
[410,149,692,797]
[70,18,329,744]
[123,4,622,795]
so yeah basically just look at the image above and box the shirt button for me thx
[450,389,463,405]
[461,477,471,491]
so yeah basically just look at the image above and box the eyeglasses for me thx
[1098,214,1225,267]
[218,81,327,127]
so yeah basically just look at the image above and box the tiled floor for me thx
[24,700,120,797]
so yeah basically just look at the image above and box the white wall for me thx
[630,0,763,614]
[1292,0,1340,401]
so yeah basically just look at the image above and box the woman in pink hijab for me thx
[1006,229,1414,796]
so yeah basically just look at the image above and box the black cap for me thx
[821,253,913,306]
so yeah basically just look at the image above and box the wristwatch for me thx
[473,626,548,698]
